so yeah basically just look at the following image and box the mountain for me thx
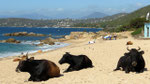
[100,5,150,27]
[102,13,128,21]
[17,13,50,19]
[82,12,108,19]
[0,13,50,19]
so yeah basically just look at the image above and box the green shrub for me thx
[131,28,143,36]
[129,18,146,29]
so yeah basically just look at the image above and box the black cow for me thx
[59,52,93,72]
[16,56,60,81]
[114,47,145,73]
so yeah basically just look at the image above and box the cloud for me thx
[121,8,127,12]
[136,2,143,7]
[56,8,64,11]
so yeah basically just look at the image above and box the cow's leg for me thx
[73,64,82,70]
[28,74,42,82]
[140,68,145,73]
[28,77,32,81]
[125,67,130,73]
[114,63,121,71]
[28,75,36,81]
[114,58,123,71]
[114,67,120,71]
[64,65,73,72]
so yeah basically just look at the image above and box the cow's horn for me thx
[26,52,29,59]
[127,47,130,51]
[138,46,141,51]
[66,52,70,54]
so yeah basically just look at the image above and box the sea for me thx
[0,27,102,58]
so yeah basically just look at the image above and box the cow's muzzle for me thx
[16,68,20,73]
[132,61,137,67]
[59,61,63,64]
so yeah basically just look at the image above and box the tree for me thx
[129,18,146,29]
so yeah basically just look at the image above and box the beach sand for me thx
[1,32,150,84]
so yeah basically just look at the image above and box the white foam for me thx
[0,42,70,58]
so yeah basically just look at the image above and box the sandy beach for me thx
[1,32,150,84]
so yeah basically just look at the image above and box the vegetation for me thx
[99,5,150,28]
[131,28,143,36]
[103,17,148,36]
[73,23,100,28]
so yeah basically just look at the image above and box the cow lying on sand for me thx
[59,52,93,72]
[16,54,60,81]
[114,47,145,73]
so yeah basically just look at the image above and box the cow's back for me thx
[47,60,60,77]
[81,55,93,68]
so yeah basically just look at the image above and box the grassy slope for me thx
[101,5,150,27]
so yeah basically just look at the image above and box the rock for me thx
[64,32,96,40]
[13,32,20,36]
[28,32,36,36]
[40,37,56,45]
[6,38,16,43]
[65,35,70,39]
[57,38,67,42]
[15,40,21,43]
[0,40,6,43]
[3,33,11,36]
[21,32,28,35]
[68,32,88,39]
[36,34,46,37]
[48,41,55,45]
[35,43,44,46]
[0,38,21,44]
[3,32,47,37]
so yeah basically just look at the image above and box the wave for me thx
[0,42,70,58]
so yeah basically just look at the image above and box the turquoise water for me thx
[0,27,101,58]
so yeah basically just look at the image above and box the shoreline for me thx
[0,26,103,29]
[0,42,71,61]
[0,37,91,61]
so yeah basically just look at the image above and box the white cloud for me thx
[121,8,127,12]
[136,2,143,7]
[56,8,64,11]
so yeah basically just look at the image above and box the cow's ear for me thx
[66,52,70,54]
[13,58,21,62]
[124,53,129,56]
[29,57,34,61]
[140,51,144,54]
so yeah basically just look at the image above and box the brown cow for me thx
[15,53,60,81]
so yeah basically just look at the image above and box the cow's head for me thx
[126,47,144,66]
[16,53,34,72]
[59,52,71,64]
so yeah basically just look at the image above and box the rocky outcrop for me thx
[64,32,98,40]
[40,37,56,45]
[63,31,128,40]
[0,38,21,43]
[3,32,48,37]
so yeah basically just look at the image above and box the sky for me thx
[0,0,150,18]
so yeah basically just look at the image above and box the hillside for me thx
[100,5,150,28]
[82,12,108,19]
[0,13,128,28]
[0,18,57,27]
